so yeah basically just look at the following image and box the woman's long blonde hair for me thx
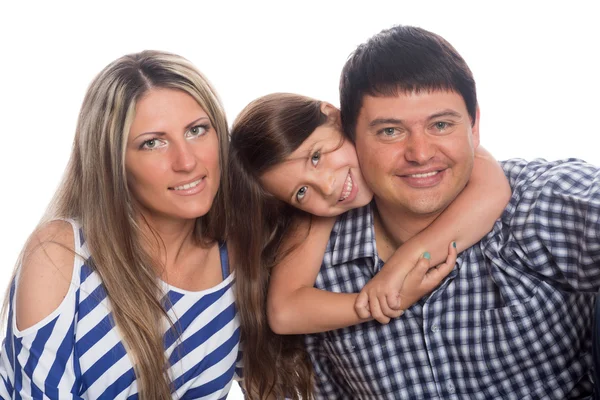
[12,50,229,398]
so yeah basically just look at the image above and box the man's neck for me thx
[373,199,440,261]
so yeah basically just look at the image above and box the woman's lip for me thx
[169,176,204,189]
[169,177,207,196]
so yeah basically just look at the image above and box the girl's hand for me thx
[355,242,457,323]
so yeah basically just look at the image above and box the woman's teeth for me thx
[172,178,202,191]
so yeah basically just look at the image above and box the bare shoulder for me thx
[16,220,76,331]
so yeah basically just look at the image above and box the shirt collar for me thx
[328,201,378,267]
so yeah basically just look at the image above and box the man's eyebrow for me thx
[428,110,462,120]
[368,118,404,127]
[368,111,463,128]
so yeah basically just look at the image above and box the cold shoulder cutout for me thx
[0,219,242,399]
[16,219,79,332]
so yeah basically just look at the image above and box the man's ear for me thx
[320,102,341,124]
[471,106,481,149]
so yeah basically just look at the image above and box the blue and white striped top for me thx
[0,220,242,399]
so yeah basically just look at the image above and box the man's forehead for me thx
[358,90,467,121]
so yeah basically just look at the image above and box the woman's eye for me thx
[187,124,208,138]
[311,151,321,167]
[296,186,308,201]
[140,138,164,150]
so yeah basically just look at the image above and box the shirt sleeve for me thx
[0,280,80,399]
[501,158,600,291]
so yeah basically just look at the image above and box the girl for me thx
[228,93,510,398]
[0,51,240,399]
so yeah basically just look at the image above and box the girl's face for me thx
[260,123,373,217]
[125,88,221,225]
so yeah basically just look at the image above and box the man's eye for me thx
[296,186,308,201]
[434,121,450,130]
[311,151,321,167]
[382,127,396,136]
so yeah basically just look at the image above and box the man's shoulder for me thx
[495,157,599,235]
[500,157,597,191]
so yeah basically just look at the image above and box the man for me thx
[304,25,600,399]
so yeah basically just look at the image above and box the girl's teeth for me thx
[339,173,353,201]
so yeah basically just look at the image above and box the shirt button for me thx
[431,324,440,333]
[447,382,456,393]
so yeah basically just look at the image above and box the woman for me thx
[229,93,510,399]
[0,51,239,399]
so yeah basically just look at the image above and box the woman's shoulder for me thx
[15,219,79,332]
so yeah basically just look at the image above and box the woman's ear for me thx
[320,102,341,124]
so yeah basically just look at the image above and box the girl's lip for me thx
[338,170,359,204]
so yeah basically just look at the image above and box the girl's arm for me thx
[355,146,511,318]
[267,215,384,334]
[267,218,457,334]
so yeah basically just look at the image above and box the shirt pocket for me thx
[477,282,587,398]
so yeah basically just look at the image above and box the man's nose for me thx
[405,131,435,164]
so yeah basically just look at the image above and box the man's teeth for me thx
[339,173,353,201]
[409,171,438,178]
[173,179,202,191]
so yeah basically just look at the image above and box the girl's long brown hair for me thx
[229,93,331,399]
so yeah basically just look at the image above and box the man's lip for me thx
[399,168,445,177]
[168,176,204,189]
[398,168,446,188]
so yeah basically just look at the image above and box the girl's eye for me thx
[187,124,208,138]
[311,151,321,167]
[140,138,165,150]
[296,186,308,201]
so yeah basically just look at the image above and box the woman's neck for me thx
[137,213,198,271]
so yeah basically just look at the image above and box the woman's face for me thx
[260,123,373,217]
[125,88,220,224]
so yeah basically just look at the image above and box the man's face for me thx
[354,90,479,218]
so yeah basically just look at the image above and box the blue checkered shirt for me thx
[305,158,600,399]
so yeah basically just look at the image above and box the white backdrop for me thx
[1,1,598,398]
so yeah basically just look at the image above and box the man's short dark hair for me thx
[340,25,477,141]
